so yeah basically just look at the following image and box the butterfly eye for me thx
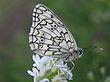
[79,50,83,55]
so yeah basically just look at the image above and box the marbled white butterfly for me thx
[29,4,84,62]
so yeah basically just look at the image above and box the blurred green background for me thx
[0,0,110,82]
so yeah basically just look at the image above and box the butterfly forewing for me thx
[29,4,77,58]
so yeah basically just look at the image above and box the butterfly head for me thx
[63,48,84,62]
[76,48,84,58]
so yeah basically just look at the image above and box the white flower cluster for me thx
[27,55,73,82]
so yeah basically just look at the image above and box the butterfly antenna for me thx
[70,61,75,71]
[83,45,104,52]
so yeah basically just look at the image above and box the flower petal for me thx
[66,70,73,80]
[40,56,50,64]
[33,55,40,63]
[27,70,35,76]
[58,59,64,65]
[33,63,36,67]
[32,67,39,76]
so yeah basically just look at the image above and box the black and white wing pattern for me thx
[29,4,77,58]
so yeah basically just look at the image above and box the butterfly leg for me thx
[70,61,75,71]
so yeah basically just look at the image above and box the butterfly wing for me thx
[29,4,77,58]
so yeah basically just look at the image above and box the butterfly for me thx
[29,3,84,62]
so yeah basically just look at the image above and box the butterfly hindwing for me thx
[29,4,77,58]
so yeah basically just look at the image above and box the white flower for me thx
[27,67,39,77]
[27,54,73,82]
[33,55,52,71]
